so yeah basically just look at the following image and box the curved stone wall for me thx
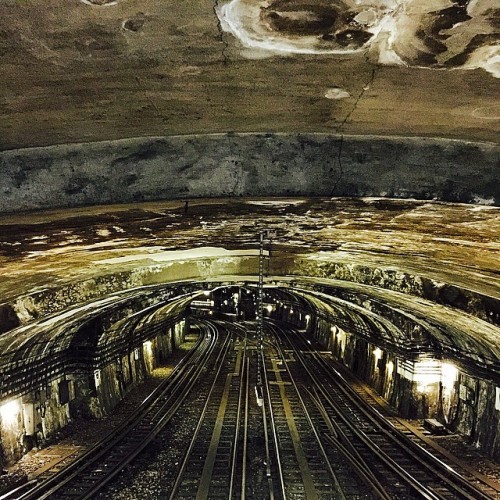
[0,133,498,213]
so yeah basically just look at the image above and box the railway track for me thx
[9,321,218,500]
[167,320,376,499]
[168,322,243,499]
[336,363,500,498]
[3,318,497,499]
[168,321,281,499]
[271,320,498,499]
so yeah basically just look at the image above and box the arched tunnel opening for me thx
[0,197,498,498]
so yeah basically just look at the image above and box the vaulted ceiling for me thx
[0,0,498,151]
[0,2,499,371]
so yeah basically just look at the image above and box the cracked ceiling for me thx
[0,0,498,151]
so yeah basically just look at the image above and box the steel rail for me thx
[15,321,216,500]
[241,353,250,500]
[167,326,234,500]
[281,322,494,500]
[276,323,442,499]
[228,337,248,499]
[0,480,37,500]
[306,386,391,499]
[259,347,283,500]
[216,319,284,498]
[266,322,350,500]
[307,340,494,499]
[227,320,255,500]
[273,324,393,499]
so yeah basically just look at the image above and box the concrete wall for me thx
[1,256,259,334]
[0,133,498,213]
[290,258,500,327]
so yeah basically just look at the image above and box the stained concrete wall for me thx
[290,258,500,327]
[0,256,259,336]
[278,304,500,459]
[0,318,187,467]
[0,133,498,213]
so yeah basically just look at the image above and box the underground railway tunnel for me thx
[0,198,498,498]
[0,0,499,498]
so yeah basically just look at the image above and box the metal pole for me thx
[258,231,265,352]
[256,232,264,388]
[257,229,276,386]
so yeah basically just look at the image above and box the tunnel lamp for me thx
[305,314,311,321]
[441,363,458,390]
[414,359,441,393]
[203,290,211,296]
[0,399,21,426]
[266,304,273,313]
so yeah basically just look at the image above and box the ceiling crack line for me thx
[337,67,377,133]
[330,65,377,196]
[214,0,229,66]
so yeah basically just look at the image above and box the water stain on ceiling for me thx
[218,0,500,78]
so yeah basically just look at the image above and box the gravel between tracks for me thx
[1,336,498,497]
